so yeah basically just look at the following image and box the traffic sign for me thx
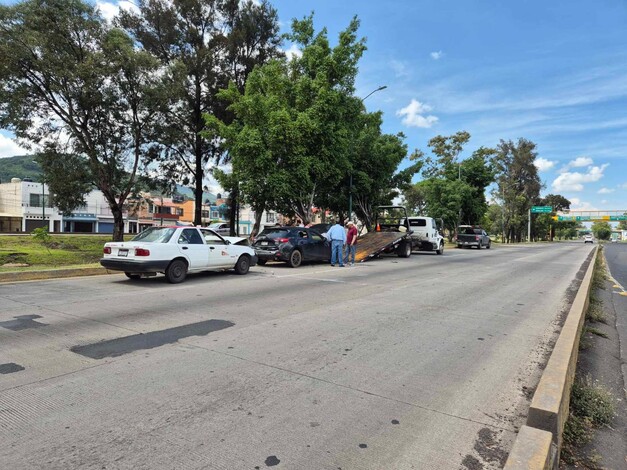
[531,206,552,213]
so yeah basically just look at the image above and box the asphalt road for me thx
[0,242,595,470]
[602,242,627,421]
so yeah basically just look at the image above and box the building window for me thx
[266,212,275,223]
[176,208,184,216]
[201,210,209,218]
[211,211,220,219]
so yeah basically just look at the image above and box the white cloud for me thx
[390,60,409,78]
[569,156,593,168]
[396,99,438,128]
[283,44,302,60]
[0,134,30,159]
[534,157,556,172]
[430,51,443,60]
[96,1,138,22]
[569,198,598,211]
[601,199,608,204]
[621,182,627,190]
[597,187,614,194]
[552,164,609,192]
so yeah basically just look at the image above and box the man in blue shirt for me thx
[326,219,347,267]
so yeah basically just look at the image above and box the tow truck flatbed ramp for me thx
[355,232,408,262]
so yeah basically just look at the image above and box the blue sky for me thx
[1,0,626,212]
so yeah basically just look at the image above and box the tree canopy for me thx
[0,0,160,240]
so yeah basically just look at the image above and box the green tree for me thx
[0,0,160,241]
[618,215,627,231]
[206,15,382,231]
[118,0,281,231]
[533,194,572,241]
[493,139,543,242]
[591,221,612,240]
[416,132,494,241]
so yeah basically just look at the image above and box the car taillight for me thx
[475,235,480,241]
[135,248,150,256]
[277,238,289,243]
[103,247,111,254]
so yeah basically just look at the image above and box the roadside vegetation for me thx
[564,246,616,467]
[0,233,115,271]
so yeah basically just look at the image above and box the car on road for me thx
[100,226,257,283]
[456,225,491,249]
[584,234,594,244]
[252,226,331,267]
[207,222,230,235]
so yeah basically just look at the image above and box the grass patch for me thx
[586,295,607,324]
[592,246,608,290]
[584,326,609,339]
[562,375,615,465]
[0,234,119,271]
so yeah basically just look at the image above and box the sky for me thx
[1,0,626,212]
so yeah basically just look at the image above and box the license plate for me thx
[118,249,129,257]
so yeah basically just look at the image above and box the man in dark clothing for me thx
[344,221,358,266]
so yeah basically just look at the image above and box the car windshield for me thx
[131,227,176,243]
[259,229,292,239]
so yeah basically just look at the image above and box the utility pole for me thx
[349,86,387,221]
[528,208,531,242]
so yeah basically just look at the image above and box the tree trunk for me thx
[229,184,239,236]
[111,202,125,242]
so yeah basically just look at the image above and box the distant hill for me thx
[0,155,42,183]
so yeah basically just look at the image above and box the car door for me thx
[308,230,330,260]
[177,228,210,269]
[200,229,235,268]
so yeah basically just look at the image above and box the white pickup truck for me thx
[402,216,445,255]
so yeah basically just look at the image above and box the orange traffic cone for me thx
[376,223,381,232]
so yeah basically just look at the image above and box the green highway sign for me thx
[531,206,552,213]
[610,215,627,221]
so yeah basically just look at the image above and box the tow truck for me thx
[354,206,414,262]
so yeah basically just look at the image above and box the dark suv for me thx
[252,227,330,267]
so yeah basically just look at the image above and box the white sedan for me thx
[100,226,257,283]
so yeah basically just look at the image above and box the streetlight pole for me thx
[349,86,388,220]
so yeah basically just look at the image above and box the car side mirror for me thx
[224,240,230,245]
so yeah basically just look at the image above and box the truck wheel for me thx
[288,249,302,268]
[486,242,491,249]
[397,241,411,258]
[436,242,444,255]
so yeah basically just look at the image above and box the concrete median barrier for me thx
[504,246,597,469]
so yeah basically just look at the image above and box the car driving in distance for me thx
[252,226,330,267]
[100,226,257,283]
[584,234,594,244]
[456,225,491,249]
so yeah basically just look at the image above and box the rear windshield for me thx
[131,227,176,243]
[460,227,482,235]
[259,229,292,239]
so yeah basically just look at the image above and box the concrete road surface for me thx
[0,243,594,469]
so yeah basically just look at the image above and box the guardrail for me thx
[504,246,597,469]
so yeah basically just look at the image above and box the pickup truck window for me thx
[409,219,427,227]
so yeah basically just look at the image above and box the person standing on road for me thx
[327,219,346,267]
[344,221,358,266]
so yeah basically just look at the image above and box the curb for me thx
[0,267,115,283]
[504,246,597,469]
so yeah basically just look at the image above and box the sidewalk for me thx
[0,265,112,283]
[562,271,627,468]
